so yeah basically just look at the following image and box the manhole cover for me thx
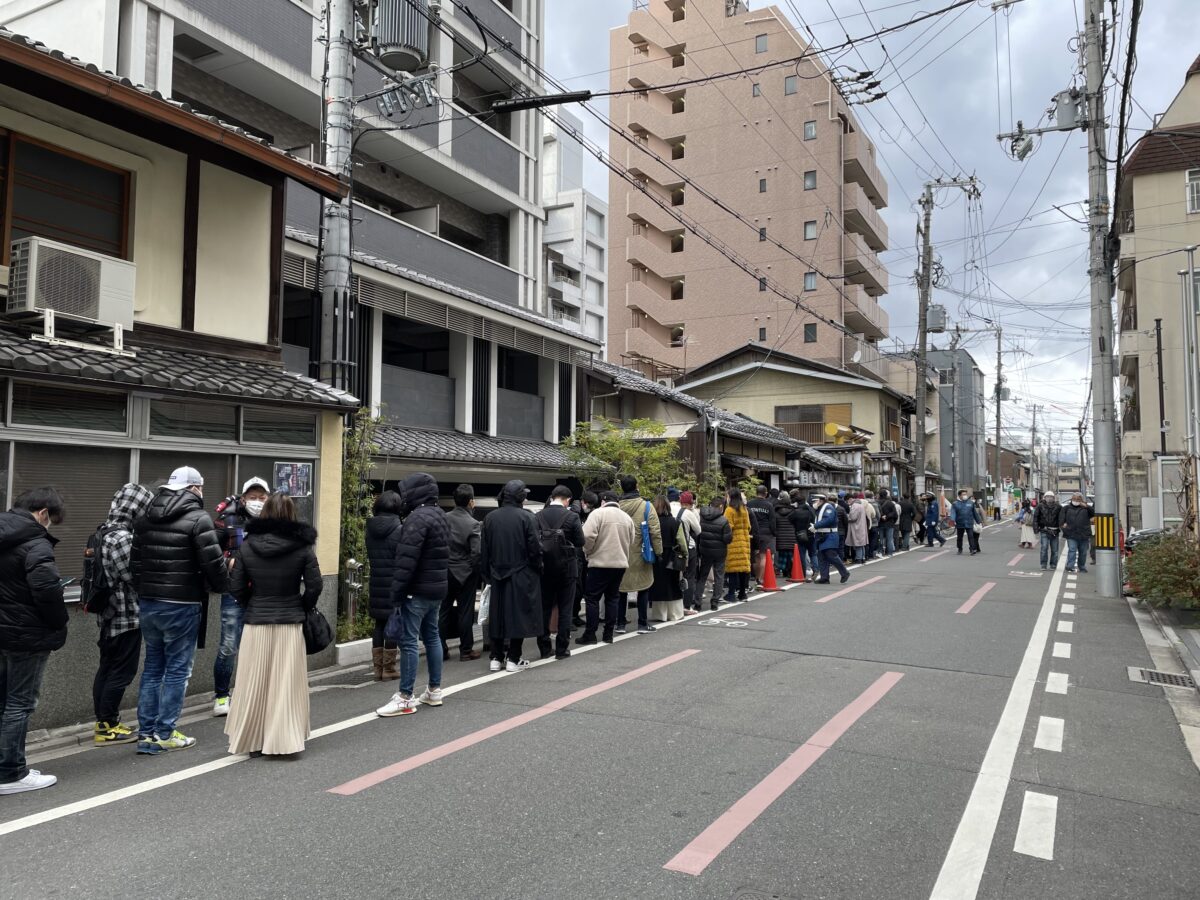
[1127,666,1196,688]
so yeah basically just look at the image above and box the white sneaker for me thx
[506,659,531,672]
[489,659,503,672]
[212,697,230,717]
[376,692,418,717]
[418,687,444,707]
[0,769,57,795]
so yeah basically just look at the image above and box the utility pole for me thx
[1155,317,1167,457]
[1084,0,1120,596]
[913,176,980,498]
[1030,404,1041,494]
[994,327,1004,513]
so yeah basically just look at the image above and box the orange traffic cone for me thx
[788,544,804,582]
[761,549,780,591]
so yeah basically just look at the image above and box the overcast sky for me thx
[546,0,1195,460]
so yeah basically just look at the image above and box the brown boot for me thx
[371,647,384,681]
[380,648,400,680]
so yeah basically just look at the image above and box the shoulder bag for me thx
[303,607,334,655]
[640,500,657,564]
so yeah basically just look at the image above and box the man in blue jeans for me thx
[210,477,270,717]
[377,473,450,718]
[1034,492,1062,570]
[131,467,228,754]
[1061,492,1094,573]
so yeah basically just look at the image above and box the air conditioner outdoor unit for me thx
[7,237,135,331]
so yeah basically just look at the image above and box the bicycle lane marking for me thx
[813,575,885,604]
[956,582,997,615]
[663,671,905,877]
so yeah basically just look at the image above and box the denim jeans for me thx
[798,542,817,576]
[0,649,50,783]
[213,593,245,700]
[1040,532,1061,568]
[137,599,202,739]
[880,525,896,556]
[399,597,442,697]
[1066,538,1089,571]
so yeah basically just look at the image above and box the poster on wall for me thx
[274,462,313,497]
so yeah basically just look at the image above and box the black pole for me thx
[1155,317,1167,456]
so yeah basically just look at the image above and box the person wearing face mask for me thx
[1061,492,1094,574]
[131,467,228,754]
[211,477,270,717]
[951,489,982,555]
[0,488,66,795]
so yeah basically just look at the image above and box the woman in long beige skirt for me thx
[225,493,322,756]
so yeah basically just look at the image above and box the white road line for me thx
[1045,672,1069,695]
[1013,791,1058,860]
[1056,620,1074,634]
[1060,603,1075,614]
[1052,642,1072,659]
[1063,592,1077,600]
[928,558,1066,900]
[1033,716,1064,752]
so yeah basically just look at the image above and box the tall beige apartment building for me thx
[608,0,890,382]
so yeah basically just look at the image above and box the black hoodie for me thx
[231,518,322,625]
[0,509,66,651]
[132,488,229,603]
[390,473,450,603]
[365,514,403,621]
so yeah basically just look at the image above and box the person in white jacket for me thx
[577,492,635,645]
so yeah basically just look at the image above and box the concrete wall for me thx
[497,388,544,440]
[0,0,121,71]
[380,366,456,430]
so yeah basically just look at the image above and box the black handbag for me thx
[302,607,334,655]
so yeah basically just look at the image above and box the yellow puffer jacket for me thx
[724,504,752,574]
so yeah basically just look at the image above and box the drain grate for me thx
[1127,666,1196,688]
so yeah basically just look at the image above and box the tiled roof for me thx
[0,328,358,409]
[591,359,801,449]
[722,454,787,473]
[800,447,857,472]
[1122,123,1200,177]
[285,228,603,349]
[374,425,577,470]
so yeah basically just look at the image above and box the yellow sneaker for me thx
[94,721,138,745]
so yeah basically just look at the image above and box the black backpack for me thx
[80,524,115,615]
[536,509,576,575]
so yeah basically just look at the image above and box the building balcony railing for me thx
[843,181,888,252]
[626,55,679,91]
[625,140,683,189]
[626,186,686,235]
[842,334,887,381]
[624,326,684,368]
[181,0,315,74]
[842,130,888,209]
[843,231,889,297]
[626,96,687,141]
[776,422,826,443]
[550,306,582,326]
[627,234,686,280]
[625,280,681,326]
[841,283,888,340]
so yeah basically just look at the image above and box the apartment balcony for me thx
[626,55,684,92]
[626,96,687,141]
[841,283,889,340]
[626,186,686,235]
[843,130,888,209]
[843,182,889,252]
[625,140,683,188]
[451,110,521,194]
[627,235,686,280]
[843,231,889,297]
[549,306,582,329]
[842,335,887,381]
[624,326,684,368]
[181,0,315,73]
[547,270,583,308]
[625,280,682,326]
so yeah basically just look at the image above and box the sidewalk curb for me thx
[1144,604,1200,696]
[1126,597,1200,772]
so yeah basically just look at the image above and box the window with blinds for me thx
[12,383,127,432]
[11,443,130,581]
[242,408,317,447]
[150,400,237,441]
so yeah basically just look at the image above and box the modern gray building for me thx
[927,347,987,492]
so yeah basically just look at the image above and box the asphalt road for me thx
[3,521,1199,900]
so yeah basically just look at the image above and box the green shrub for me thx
[1126,532,1200,609]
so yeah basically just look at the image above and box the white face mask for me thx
[245,499,266,517]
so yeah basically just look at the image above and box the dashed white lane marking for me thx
[1033,716,1064,752]
[1045,672,1069,694]
[1060,603,1075,614]
[1063,592,1077,600]
[1013,791,1058,860]
[1052,642,1072,659]
[1056,620,1074,634]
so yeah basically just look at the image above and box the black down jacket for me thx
[774,499,797,551]
[231,518,322,625]
[390,473,450,603]
[697,506,733,560]
[0,509,67,652]
[132,489,229,603]
[365,514,403,621]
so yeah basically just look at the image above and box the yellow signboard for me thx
[1093,513,1116,551]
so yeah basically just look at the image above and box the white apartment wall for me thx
[0,0,121,70]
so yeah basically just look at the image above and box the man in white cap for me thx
[1033,490,1062,571]
[210,476,270,716]
[131,467,228,754]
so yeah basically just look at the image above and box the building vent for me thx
[7,237,135,331]
[373,0,430,72]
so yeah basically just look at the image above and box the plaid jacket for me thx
[99,484,154,639]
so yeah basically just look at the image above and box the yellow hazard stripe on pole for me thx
[1094,513,1115,550]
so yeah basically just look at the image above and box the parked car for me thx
[1124,527,1164,556]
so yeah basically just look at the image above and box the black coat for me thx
[898,498,916,532]
[879,497,899,526]
[1061,503,1094,541]
[1033,501,1062,534]
[0,509,66,652]
[231,519,322,625]
[132,489,228,603]
[697,506,733,560]
[650,512,683,603]
[534,503,585,579]
[774,501,797,551]
[480,480,543,640]
[390,473,450,603]
[747,498,776,549]
[365,514,403,621]
[789,504,815,546]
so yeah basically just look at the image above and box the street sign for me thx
[1094,513,1116,550]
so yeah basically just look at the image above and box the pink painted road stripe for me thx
[664,671,904,877]
[918,549,952,563]
[328,648,701,796]
[814,575,884,604]
[955,581,996,615]
[1008,553,1025,567]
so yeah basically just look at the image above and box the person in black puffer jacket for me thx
[365,490,404,681]
[131,467,229,755]
[774,495,797,577]
[695,498,733,612]
[789,496,816,581]
[224,493,321,757]
[376,473,450,718]
[0,488,66,795]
